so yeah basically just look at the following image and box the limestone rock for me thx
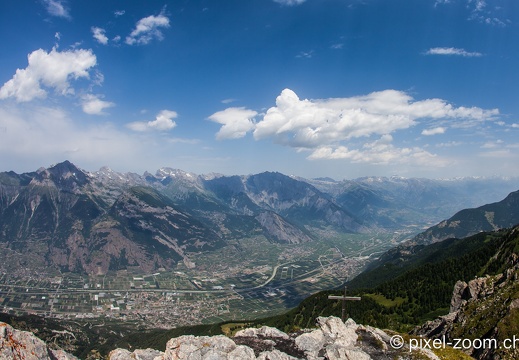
[411,312,457,338]
[227,345,256,360]
[324,345,371,360]
[134,348,165,360]
[361,325,390,351]
[50,349,81,360]
[256,349,299,359]
[109,348,165,360]
[468,276,488,299]
[164,334,236,359]
[413,255,519,360]
[450,280,469,312]
[109,349,133,360]
[3,315,455,360]
[235,326,289,340]
[0,322,79,360]
[294,329,325,359]
[418,348,441,360]
[317,316,358,348]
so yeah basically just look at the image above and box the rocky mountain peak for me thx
[155,167,196,179]
[199,172,226,181]
[153,167,201,187]
[94,166,117,177]
[32,160,89,192]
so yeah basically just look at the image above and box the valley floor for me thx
[0,231,412,329]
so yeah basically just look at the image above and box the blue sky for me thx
[0,0,518,179]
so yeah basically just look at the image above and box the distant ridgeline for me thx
[1,160,518,276]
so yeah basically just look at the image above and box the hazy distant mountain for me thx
[1,160,518,275]
[307,176,519,229]
[202,171,365,233]
[358,189,519,279]
[411,190,519,245]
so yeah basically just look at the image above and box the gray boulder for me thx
[163,334,237,359]
[109,348,165,360]
[0,322,78,360]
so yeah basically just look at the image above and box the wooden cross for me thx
[328,286,361,322]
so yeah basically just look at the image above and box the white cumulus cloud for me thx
[81,94,114,115]
[208,107,258,140]
[92,27,109,45]
[252,88,497,150]
[125,13,170,45]
[127,110,178,132]
[0,47,97,102]
[210,88,499,166]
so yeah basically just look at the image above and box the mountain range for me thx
[1,160,518,275]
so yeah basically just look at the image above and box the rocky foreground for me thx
[413,253,519,360]
[2,316,445,360]
[0,321,78,360]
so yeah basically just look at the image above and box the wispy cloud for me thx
[436,141,464,148]
[422,127,446,136]
[471,0,486,12]
[481,140,504,149]
[221,98,237,104]
[296,50,314,58]
[273,0,306,6]
[42,0,70,19]
[435,0,509,27]
[307,135,448,167]
[0,104,169,173]
[125,12,170,45]
[434,0,451,7]
[425,47,482,57]
[127,110,178,132]
[114,10,125,17]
